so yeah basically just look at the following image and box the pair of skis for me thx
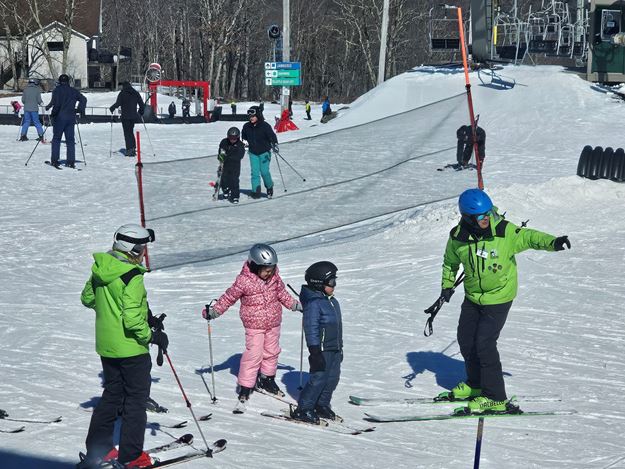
[0,409,62,433]
[78,434,227,468]
[437,162,477,172]
[233,388,375,435]
[348,394,576,422]
[261,410,375,435]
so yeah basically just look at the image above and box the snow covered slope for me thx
[0,65,624,469]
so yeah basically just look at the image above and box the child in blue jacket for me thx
[291,261,343,424]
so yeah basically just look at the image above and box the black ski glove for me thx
[440,288,454,303]
[553,236,571,251]
[272,143,279,153]
[148,309,165,331]
[308,345,326,373]
[150,329,169,353]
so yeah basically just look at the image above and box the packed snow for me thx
[1,65,624,469]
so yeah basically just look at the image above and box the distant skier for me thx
[19,79,45,142]
[202,244,301,409]
[168,101,176,119]
[11,100,22,116]
[217,126,245,204]
[230,100,237,115]
[305,100,312,120]
[181,98,191,119]
[78,224,167,468]
[320,96,332,123]
[241,106,278,199]
[456,123,485,168]
[45,74,87,169]
[435,189,570,413]
[109,82,145,157]
[291,261,343,424]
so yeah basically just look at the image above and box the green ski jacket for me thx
[81,251,151,358]
[442,212,556,305]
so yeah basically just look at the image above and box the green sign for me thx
[265,77,301,86]
[265,70,300,78]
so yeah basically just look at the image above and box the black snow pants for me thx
[85,354,151,463]
[121,119,137,152]
[297,350,343,410]
[457,298,511,401]
[220,160,241,200]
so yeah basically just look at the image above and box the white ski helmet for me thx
[248,243,277,266]
[113,224,155,255]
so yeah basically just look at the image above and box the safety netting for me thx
[140,93,477,270]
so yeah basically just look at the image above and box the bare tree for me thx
[0,1,33,89]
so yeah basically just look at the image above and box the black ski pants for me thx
[457,299,511,401]
[86,354,151,464]
[220,161,241,200]
[121,119,136,152]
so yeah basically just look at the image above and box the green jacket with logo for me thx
[81,251,151,358]
[442,212,557,305]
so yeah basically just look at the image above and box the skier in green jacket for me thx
[78,224,168,468]
[437,189,570,413]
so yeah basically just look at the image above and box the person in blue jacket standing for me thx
[241,105,278,199]
[45,74,87,168]
[292,261,343,424]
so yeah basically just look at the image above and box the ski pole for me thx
[423,271,465,337]
[287,284,304,390]
[212,162,223,201]
[275,149,306,182]
[140,115,157,158]
[109,112,114,158]
[164,351,212,455]
[205,300,218,403]
[473,417,485,469]
[24,119,49,166]
[273,150,287,192]
[75,119,87,166]
[16,114,24,140]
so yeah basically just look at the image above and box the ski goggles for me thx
[474,211,492,222]
[325,277,337,287]
[247,108,258,117]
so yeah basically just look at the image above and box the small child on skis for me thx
[202,243,301,408]
[216,127,245,204]
[291,261,343,424]
[11,100,22,116]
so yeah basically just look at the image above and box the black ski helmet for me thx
[227,127,240,139]
[58,74,70,84]
[305,261,338,291]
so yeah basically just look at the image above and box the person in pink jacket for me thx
[203,243,301,407]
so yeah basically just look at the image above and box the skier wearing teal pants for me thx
[242,105,278,199]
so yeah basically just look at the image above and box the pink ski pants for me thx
[237,325,282,388]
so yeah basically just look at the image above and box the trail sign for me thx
[264,61,301,70]
[265,77,301,86]
[263,62,302,86]
[265,69,300,78]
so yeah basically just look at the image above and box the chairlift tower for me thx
[471,0,495,63]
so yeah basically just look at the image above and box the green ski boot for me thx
[453,396,515,415]
[435,382,482,402]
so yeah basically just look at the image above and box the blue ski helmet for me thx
[458,189,493,215]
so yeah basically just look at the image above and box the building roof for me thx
[0,0,100,38]
[26,21,91,41]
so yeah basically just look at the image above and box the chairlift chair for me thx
[428,3,462,54]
